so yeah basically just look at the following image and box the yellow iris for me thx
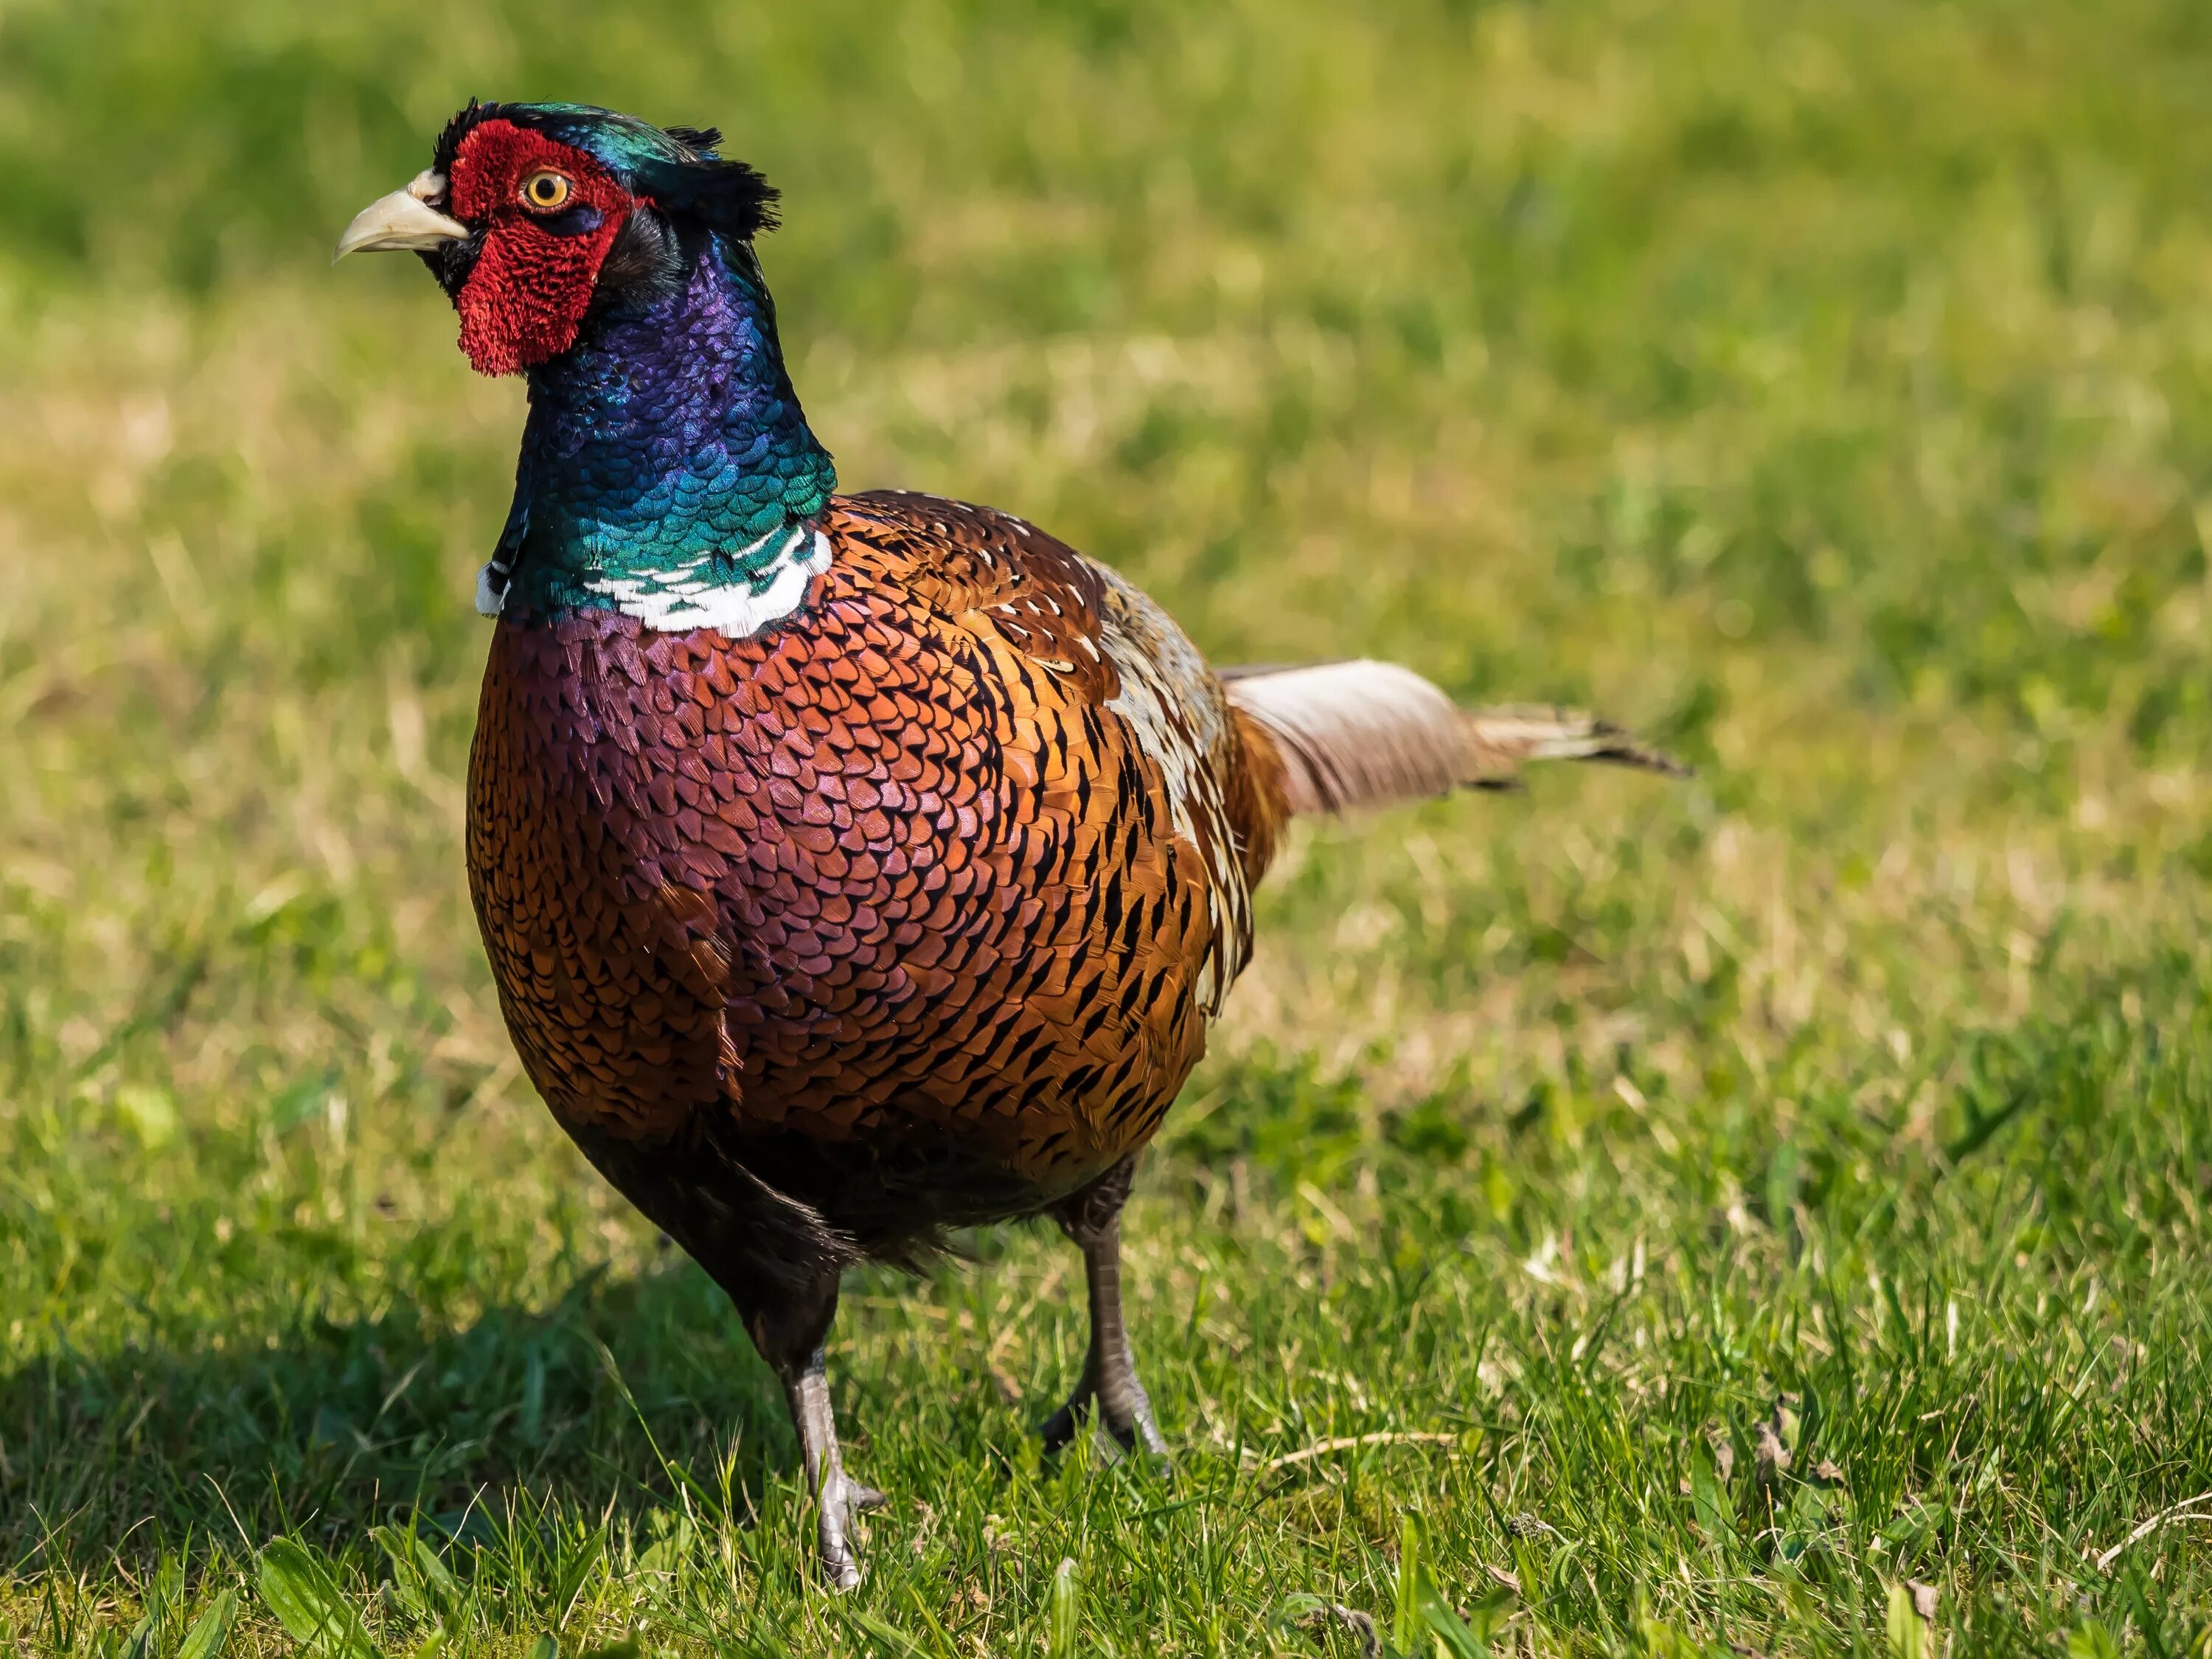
[519,170,572,212]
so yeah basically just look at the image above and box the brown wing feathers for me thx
[1222,658,1683,818]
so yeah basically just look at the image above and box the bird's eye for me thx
[519,170,573,212]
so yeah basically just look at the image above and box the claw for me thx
[813,1468,872,1591]
[1039,1377,1171,1473]
[818,1537,861,1593]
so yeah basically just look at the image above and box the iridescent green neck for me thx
[488,232,836,628]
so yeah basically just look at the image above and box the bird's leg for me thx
[779,1347,887,1587]
[745,1272,883,1590]
[1040,1158,1167,1464]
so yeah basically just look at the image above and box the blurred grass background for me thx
[4,0,2212,1652]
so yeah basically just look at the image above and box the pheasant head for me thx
[335,101,779,377]
[337,102,835,626]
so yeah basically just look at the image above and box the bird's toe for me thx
[818,1537,862,1594]
[1099,1418,1175,1479]
[1038,1395,1088,1454]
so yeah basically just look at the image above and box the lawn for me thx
[4,0,2212,1652]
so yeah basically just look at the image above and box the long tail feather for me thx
[1222,658,1686,817]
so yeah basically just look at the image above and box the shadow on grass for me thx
[0,1253,816,1575]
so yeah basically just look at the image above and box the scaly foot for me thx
[814,1466,878,1591]
[1040,1372,1170,1470]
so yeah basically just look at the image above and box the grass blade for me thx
[1393,1515,1425,1655]
[258,1538,377,1659]
[1885,1581,1930,1659]
[1417,1589,1491,1659]
[176,1591,237,1659]
[839,1607,930,1658]
[1048,1557,1081,1659]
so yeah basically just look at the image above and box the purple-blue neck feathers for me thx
[490,231,836,621]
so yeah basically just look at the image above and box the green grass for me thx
[5,0,2212,1652]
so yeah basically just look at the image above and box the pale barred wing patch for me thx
[1223,659,1684,815]
[1091,568,1253,1014]
[834,490,1260,1020]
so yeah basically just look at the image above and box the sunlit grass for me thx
[4,0,2212,1652]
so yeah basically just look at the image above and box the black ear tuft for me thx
[636,154,781,240]
[432,97,498,176]
[663,125,725,155]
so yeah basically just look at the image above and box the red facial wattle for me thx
[447,120,636,376]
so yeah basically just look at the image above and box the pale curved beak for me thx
[333,170,469,262]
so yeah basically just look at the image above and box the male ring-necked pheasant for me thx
[339,101,1679,1587]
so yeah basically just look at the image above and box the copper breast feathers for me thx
[465,491,1259,1198]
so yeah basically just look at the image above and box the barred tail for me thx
[1221,658,1684,818]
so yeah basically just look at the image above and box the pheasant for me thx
[338,101,1680,1588]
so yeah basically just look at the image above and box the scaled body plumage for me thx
[340,99,1678,1589]
[467,493,1256,1248]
